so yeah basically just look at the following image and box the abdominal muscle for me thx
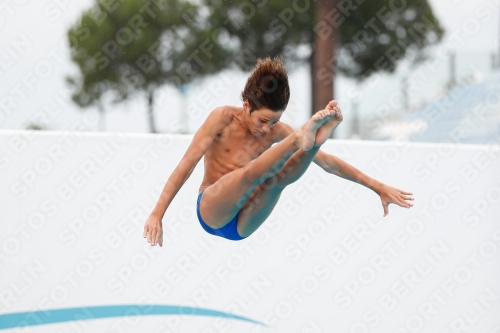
[198,108,281,194]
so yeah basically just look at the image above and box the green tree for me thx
[67,0,231,133]
[200,0,444,117]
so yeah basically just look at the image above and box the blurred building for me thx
[365,71,500,145]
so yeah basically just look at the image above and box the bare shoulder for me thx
[211,105,234,120]
[205,106,234,135]
[272,121,295,143]
[183,106,234,161]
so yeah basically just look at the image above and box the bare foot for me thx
[315,101,343,145]
[296,108,336,151]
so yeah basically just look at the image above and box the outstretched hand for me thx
[377,184,414,217]
[143,214,163,247]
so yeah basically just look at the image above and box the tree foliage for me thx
[202,0,444,77]
[67,0,445,132]
[67,0,232,132]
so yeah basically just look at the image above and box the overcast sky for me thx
[0,0,498,138]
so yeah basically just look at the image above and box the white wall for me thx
[1,129,499,332]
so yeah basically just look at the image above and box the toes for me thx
[328,100,338,108]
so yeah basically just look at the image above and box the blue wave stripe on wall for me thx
[0,305,266,330]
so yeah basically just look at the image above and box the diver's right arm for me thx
[144,107,231,246]
[150,156,198,219]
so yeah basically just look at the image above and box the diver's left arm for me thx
[314,150,414,216]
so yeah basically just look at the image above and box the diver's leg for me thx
[199,110,334,229]
[235,146,321,237]
[236,103,343,237]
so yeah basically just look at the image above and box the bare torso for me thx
[198,106,286,194]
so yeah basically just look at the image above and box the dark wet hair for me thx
[241,57,290,113]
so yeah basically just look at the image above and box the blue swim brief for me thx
[196,191,247,241]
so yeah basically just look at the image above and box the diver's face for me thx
[244,101,283,137]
